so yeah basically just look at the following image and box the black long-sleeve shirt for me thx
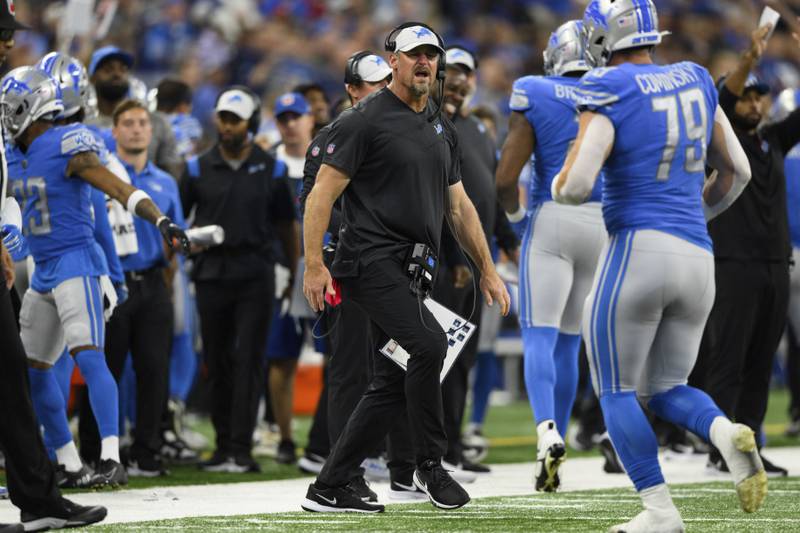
[710,85,800,262]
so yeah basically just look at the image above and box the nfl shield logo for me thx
[311,145,320,157]
[326,143,335,154]
[7,0,14,15]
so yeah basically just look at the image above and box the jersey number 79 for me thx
[650,87,708,181]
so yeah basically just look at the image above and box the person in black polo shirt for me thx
[301,23,510,513]
[181,86,298,474]
[697,25,800,477]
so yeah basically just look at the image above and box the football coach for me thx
[301,22,510,513]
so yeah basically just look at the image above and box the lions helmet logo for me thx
[6,0,14,15]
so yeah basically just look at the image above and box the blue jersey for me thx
[120,161,184,272]
[510,75,602,205]
[780,89,800,248]
[577,62,717,251]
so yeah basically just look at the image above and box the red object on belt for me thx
[324,278,342,307]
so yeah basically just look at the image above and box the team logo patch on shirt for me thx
[311,145,320,157]
[326,143,335,154]
[433,123,443,135]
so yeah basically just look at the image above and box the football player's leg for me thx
[56,277,120,463]
[21,289,88,476]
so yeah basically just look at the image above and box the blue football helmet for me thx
[583,0,670,68]
[37,51,90,119]
[543,20,590,77]
[0,66,64,139]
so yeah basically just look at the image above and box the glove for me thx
[2,224,29,262]
[157,217,191,254]
[508,213,531,240]
[113,281,129,306]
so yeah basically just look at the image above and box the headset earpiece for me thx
[344,50,372,85]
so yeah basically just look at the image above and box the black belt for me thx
[124,266,162,282]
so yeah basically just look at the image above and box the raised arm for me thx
[703,105,752,220]
[551,111,614,205]
[302,163,350,312]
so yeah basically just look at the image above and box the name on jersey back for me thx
[634,64,699,95]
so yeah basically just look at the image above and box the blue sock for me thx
[600,391,664,492]
[552,333,580,437]
[170,332,197,402]
[28,367,73,450]
[52,349,74,407]
[470,350,496,426]
[522,326,560,425]
[74,349,119,438]
[647,385,724,442]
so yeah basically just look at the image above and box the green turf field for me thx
[83,477,800,532]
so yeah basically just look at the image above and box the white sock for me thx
[709,416,733,452]
[537,420,556,439]
[639,483,679,514]
[55,441,83,473]
[101,436,120,463]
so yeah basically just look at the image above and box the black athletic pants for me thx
[787,323,800,421]
[80,268,173,462]
[433,264,482,464]
[699,260,789,447]
[317,256,448,487]
[0,282,64,516]
[196,276,274,457]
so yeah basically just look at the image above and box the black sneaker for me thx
[21,497,107,532]
[55,464,104,489]
[276,439,297,465]
[298,452,327,474]
[413,459,470,510]
[127,453,168,478]
[301,483,384,513]
[388,480,428,501]
[0,524,22,533]
[96,459,128,487]
[760,454,788,477]
[198,450,231,472]
[599,434,625,474]
[161,430,199,464]
[347,476,377,502]
[460,457,491,474]
[233,453,262,473]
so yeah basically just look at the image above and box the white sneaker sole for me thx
[298,457,325,475]
[23,517,68,531]
[387,488,429,501]
[300,498,383,513]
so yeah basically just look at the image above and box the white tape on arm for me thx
[505,205,526,223]
[126,189,152,216]
[0,197,22,228]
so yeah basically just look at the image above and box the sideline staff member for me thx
[302,23,510,513]
[181,86,299,473]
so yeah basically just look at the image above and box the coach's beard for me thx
[95,80,130,102]
[410,81,430,98]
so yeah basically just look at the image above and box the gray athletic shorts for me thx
[788,247,800,336]
[582,230,715,400]
[20,276,108,365]
[518,201,607,334]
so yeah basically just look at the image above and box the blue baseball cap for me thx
[89,46,134,76]
[716,73,770,96]
[274,92,310,117]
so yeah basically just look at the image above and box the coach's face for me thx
[733,89,765,131]
[392,45,438,98]
[0,30,14,66]
[215,111,250,151]
[443,67,468,118]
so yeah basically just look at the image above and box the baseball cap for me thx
[392,25,444,54]
[216,89,256,120]
[274,92,310,117]
[716,73,770,96]
[89,46,134,76]
[446,47,476,72]
[354,54,392,83]
[0,0,29,30]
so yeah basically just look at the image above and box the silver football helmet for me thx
[543,20,590,76]
[0,66,64,139]
[128,76,148,101]
[772,88,798,123]
[582,0,670,68]
[37,52,90,119]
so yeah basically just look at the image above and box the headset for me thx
[384,21,446,122]
[344,50,374,85]
[215,84,262,134]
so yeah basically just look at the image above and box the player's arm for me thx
[448,181,510,316]
[552,111,614,205]
[724,25,770,98]
[703,106,751,221]
[66,151,189,253]
[302,163,350,312]
[495,111,535,216]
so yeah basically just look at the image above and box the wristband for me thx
[126,189,152,216]
[505,206,526,223]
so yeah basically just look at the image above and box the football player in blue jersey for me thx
[496,19,606,492]
[551,1,763,530]
[2,67,188,489]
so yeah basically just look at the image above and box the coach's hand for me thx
[304,261,335,312]
[480,268,511,316]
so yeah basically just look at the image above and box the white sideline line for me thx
[0,446,797,525]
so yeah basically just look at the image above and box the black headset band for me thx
[344,50,373,85]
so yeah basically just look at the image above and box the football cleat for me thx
[535,423,566,492]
